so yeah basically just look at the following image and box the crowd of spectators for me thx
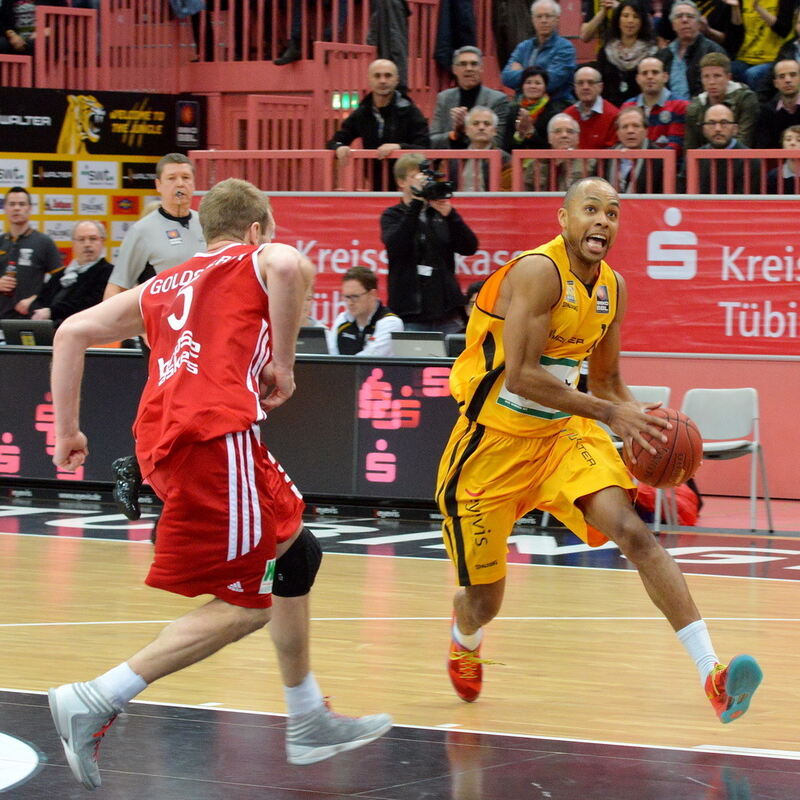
[316,0,800,196]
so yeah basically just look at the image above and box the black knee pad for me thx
[273,526,322,597]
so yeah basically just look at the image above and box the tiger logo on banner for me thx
[56,94,106,155]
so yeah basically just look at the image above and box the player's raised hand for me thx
[53,432,88,471]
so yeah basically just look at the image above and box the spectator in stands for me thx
[327,59,429,189]
[529,112,595,190]
[685,52,758,149]
[381,153,479,334]
[493,0,534,68]
[730,0,796,94]
[766,124,800,193]
[755,59,800,148]
[696,103,760,192]
[580,0,620,48]
[104,153,205,298]
[656,0,743,60]
[28,221,112,328]
[275,0,348,65]
[450,106,511,191]
[595,0,658,108]
[657,0,726,100]
[502,0,577,101]
[327,266,403,356]
[0,187,62,321]
[0,0,68,55]
[607,105,665,191]
[430,46,512,150]
[503,66,570,152]
[777,13,800,64]
[566,65,620,148]
[623,56,689,155]
[464,279,484,317]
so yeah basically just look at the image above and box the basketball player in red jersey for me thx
[47,178,391,790]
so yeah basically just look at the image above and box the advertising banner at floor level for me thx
[270,195,800,356]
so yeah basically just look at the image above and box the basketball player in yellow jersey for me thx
[436,177,762,723]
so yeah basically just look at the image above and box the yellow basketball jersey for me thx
[451,235,619,437]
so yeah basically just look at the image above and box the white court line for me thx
[2,686,798,762]
[1,615,799,629]
[3,529,800,583]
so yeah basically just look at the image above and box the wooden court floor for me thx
[1,500,799,798]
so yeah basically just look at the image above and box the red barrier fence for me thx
[0,54,32,88]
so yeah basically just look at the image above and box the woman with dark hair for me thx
[502,66,570,152]
[596,0,657,107]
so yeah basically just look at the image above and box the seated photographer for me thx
[327,266,403,356]
[380,153,479,335]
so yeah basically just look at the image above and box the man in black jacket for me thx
[656,0,726,99]
[380,153,479,334]
[327,59,430,190]
[29,221,112,327]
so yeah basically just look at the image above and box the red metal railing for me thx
[35,5,97,90]
[684,148,800,195]
[190,149,336,192]
[0,54,32,88]
[511,149,677,193]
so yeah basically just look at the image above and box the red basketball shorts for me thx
[144,428,304,608]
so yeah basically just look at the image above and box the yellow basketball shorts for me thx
[435,414,635,586]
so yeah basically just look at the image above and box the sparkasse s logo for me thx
[647,207,697,280]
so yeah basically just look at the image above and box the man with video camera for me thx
[380,153,479,334]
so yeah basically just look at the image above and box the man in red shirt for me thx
[46,178,392,790]
[565,65,619,149]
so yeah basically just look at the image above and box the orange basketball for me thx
[623,407,703,489]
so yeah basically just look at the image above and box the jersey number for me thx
[167,285,193,330]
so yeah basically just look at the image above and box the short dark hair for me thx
[156,152,194,179]
[5,186,31,203]
[343,266,377,291]
[700,51,731,72]
[519,66,549,89]
[465,280,485,304]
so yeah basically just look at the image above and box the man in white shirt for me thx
[328,266,403,356]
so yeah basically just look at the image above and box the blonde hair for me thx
[199,178,272,242]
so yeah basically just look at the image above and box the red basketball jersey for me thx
[134,242,273,478]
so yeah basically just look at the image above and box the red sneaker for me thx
[705,655,763,724]
[448,637,484,703]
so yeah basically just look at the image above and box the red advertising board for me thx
[270,195,800,356]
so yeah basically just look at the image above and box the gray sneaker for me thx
[48,682,120,790]
[286,701,392,765]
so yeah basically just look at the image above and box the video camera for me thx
[411,160,455,201]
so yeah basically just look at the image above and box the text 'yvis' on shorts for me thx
[435,414,635,586]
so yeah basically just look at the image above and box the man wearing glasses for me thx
[430,46,512,150]
[28,221,112,327]
[695,103,761,193]
[328,266,403,356]
[656,0,726,100]
[501,0,577,101]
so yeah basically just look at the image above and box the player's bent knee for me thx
[273,527,322,598]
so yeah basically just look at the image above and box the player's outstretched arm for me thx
[51,287,146,470]
[257,244,311,412]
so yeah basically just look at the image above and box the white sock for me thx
[676,620,719,685]
[452,620,483,651]
[284,672,323,718]
[92,662,147,708]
